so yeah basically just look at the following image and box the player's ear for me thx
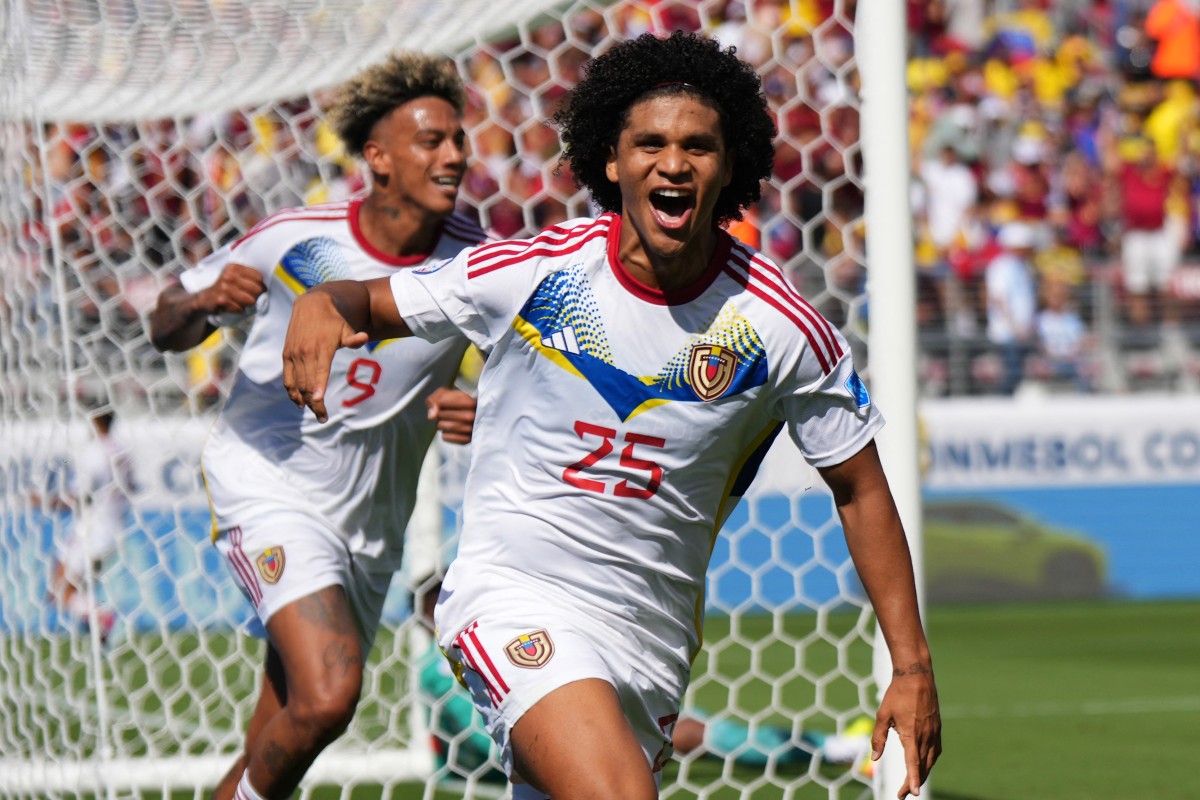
[722,147,735,188]
[362,139,390,179]
[605,146,619,184]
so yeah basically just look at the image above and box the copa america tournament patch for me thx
[413,257,450,275]
[845,369,871,408]
[256,546,286,584]
[504,629,554,668]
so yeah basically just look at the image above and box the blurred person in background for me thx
[917,143,980,333]
[1113,135,1181,329]
[1035,278,1094,392]
[1145,0,1200,82]
[38,409,134,644]
[987,221,1039,395]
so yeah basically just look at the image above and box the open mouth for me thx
[649,188,694,229]
[432,176,461,193]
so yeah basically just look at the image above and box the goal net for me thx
[0,1,892,798]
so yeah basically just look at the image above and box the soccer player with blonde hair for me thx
[149,52,486,800]
[282,32,940,800]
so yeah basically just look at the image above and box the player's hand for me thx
[282,290,369,423]
[196,263,266,314]
[426,387,477,444]
[872,664,941,798]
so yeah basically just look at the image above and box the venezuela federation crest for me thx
[688,343,738,401]
[504,629,555,669]
[256,546,286,584]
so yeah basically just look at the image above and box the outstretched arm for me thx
[818,440,941,799]
[282,277,410,422]
[148,263,266,352]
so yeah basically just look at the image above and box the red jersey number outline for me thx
[342,358,383,407]
[563,420,665,498]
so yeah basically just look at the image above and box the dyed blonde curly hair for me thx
[326,52,467,156]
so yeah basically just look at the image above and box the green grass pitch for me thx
[17,599,1196,799]
[417,599,1200,800]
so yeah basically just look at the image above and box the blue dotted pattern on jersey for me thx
[524,263,615,363]
[657,304,767,391]
[279,236,352,289]
[518,267,770,421]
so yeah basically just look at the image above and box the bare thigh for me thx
[510,678,658,800]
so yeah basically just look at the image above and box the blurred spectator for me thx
[917,143,980,331]
[1114,136,1180,327]
[987,222,1039,395]
[16,0,1200,404]
[1144,0,1200,81]
[1034,278,1094,391]
[920,145,980,252]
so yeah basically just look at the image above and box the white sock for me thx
[234,769,267,800]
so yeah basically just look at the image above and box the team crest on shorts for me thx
[688,344,738,401]
[256,547,286,584]
[504,629,554,669]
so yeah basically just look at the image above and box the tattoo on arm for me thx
[893,663,933,678]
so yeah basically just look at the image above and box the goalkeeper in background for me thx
[148,53,485,800]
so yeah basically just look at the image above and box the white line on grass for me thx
[942,695,1200,720]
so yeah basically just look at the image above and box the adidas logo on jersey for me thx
[541,326,580,355]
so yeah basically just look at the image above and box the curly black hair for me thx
[327,52,467,157]
[552,31,775,225]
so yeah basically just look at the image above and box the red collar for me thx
[348,197,442,267]
[605,213,730,306]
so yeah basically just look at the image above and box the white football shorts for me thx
[214,509,393,650]
[438,594,687,782]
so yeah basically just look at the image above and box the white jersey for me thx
[184,198,486,569]
[390,213,883,672]
[68,431,134,558]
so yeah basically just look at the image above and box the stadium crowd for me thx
[9,0,1200,402]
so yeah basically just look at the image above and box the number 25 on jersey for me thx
[564,420,664,499]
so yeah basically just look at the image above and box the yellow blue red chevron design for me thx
[514,267,768,421]
[274,236,352,294]
[273,236,395,353]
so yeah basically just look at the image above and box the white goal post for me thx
[0,1,920,799]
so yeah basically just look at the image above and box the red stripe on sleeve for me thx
[467,227,609,280]
[726,247,842,371]
[232,208,347,249]
[743,249,842,358]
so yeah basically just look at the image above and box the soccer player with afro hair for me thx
[284,30,941,800]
